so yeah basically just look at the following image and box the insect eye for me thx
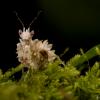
[31,30,34,35]
[19,30,22,34]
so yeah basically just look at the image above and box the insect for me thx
[15,11,57,70]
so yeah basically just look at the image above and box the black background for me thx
[0,0,99,71]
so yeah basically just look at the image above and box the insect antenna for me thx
[14,11,24,28]
[28,10,42,29]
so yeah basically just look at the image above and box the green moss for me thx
[0,44,100,100]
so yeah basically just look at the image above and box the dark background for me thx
[0,0,99,71]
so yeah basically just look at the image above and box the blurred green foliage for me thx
[0,44,100,100]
